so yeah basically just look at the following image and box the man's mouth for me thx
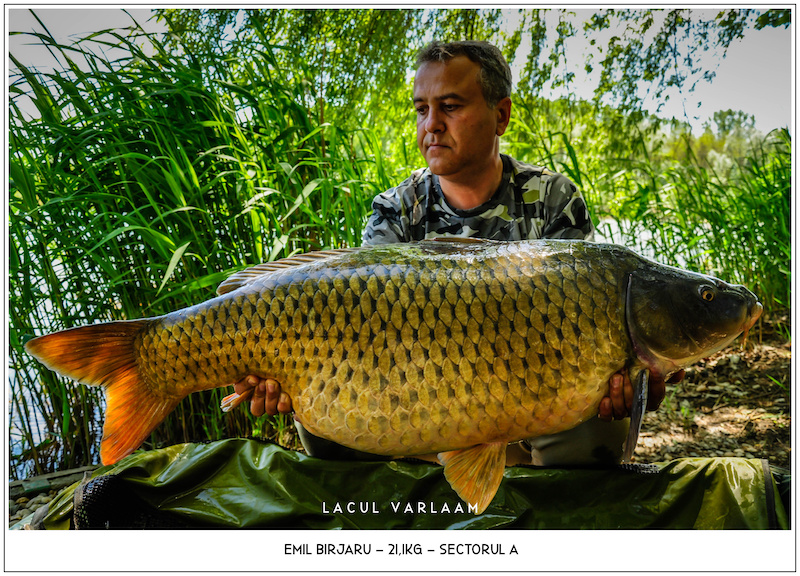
[427,142,449,150]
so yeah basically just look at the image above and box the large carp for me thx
[26,239,761,513]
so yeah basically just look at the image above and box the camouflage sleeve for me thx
[361,171,425,246]
[540,172,595,241]
[361,191,407,246]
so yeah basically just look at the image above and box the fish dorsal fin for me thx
[216,248,359,295]
[430,236,492,245]
[217,238,490,295]
[438,442,507,514]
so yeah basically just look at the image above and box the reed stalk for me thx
[9,19,386,478]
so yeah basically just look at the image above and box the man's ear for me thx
[495,97,512,136]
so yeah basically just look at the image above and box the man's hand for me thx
[233,375,292,416]
[597,369,684,421]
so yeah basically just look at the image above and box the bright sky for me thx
[637,16,793,134]
[7,7,793,135]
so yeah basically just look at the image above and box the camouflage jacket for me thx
[361,154,595,246]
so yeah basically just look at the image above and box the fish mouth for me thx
[745,301,763,330]
[740,300,763,346]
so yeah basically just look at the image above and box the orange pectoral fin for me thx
[220,388,254,412]
[438,442,507,515]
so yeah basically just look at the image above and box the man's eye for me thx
[443,104,459,112]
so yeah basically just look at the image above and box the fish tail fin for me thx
[25,320,182,465]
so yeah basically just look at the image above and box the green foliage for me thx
[425,8,503,41]
[159,8,424,134]
[610,127,791,313]
[755,9,791,29]
[581,10,751,109]
[504,86,791,321]
[159,8,765,152]
[8,14,389,477]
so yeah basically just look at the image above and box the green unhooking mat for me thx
[39,439,788,529]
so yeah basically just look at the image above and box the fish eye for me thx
[699,286,715,302]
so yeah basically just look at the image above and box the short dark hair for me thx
[415,40,512,108]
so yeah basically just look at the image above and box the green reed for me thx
[8,19,388,478]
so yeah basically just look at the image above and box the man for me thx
[233,40,679,465]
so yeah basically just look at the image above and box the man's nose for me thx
[424,108,445,133]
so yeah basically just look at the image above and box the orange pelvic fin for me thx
[25,320,181,465]
[438,442,507,514]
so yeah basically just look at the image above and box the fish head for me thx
[626,265,762,376]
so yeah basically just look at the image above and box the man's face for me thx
[413,55,510,183]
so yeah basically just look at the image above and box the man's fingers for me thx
[277,392,292,414]
[259,378,293,416]
[598,397,613,421]
[233,374,259,395]
[264,379,280,415]
[231,375,294,417]
[646,369,680,411]
[610,373,629,419]
[600,367,682,418]
[620,372,634,415]
[250,382,267,417]
[598,373,629,421]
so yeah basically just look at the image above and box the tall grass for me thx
[8,18,392,478]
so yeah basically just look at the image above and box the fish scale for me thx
[25,239,762,514]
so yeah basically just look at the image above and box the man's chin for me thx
[425,158,456,176]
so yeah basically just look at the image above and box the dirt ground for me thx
[633,316,791,470]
